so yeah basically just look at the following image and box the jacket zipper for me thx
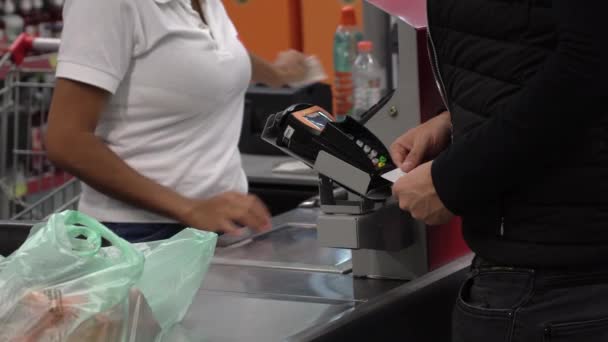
[427,4,509,237]
[425,6,450,114]
[426,4,453,143]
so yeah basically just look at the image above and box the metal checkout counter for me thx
[0,1,472,341]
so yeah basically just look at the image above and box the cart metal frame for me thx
[0,34,78,220]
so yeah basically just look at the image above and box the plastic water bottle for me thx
[333,6,362,121]
[353,41,383,121]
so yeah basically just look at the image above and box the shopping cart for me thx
[0,33,80,221]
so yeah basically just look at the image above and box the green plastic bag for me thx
[0,210,217,341]
[134,228,217,330]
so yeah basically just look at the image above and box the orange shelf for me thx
[222,0,302,62]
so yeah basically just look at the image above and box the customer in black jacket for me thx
[390,1,608,341]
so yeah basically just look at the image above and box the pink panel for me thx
[367,0,428,28]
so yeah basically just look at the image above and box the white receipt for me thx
[381,168,407,183]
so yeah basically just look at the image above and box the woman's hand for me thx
[178,192,272,236]
[273,49,308,85]
[392,161,454,225]
[249,50,308,88]
[390,111,451,172]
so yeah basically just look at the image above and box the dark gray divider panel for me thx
[0,221,34,256]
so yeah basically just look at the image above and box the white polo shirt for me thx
[56,0,251,222]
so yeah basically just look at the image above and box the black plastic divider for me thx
[0,221,35,256]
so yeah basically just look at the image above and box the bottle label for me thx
[354,80,382,116]
[334,71,354,116]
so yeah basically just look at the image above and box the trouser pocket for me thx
[452,269,534,342]
[513,268,608,342]
[544,317,608,342]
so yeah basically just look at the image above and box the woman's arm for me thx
[249,51,307,87]
[46,79,191,221]
[46,79,270,234]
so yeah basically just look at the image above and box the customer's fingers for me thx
[401,138,428,172]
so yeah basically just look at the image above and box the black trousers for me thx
[102,222,184,243]
[453,257,608,342]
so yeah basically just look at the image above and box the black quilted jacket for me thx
[427,0,608,268]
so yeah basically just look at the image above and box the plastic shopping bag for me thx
[134,228,217,330]
[0,210,217,341]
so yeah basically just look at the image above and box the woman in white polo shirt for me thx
[45,0,309,242]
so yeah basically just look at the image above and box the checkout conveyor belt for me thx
[0,208,471,341]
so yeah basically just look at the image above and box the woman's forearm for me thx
[47,131,191,222]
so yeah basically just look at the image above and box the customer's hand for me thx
[390,111,451,172]
[274,49,308,85]
[179,192,272,236]
[392,161,454,225]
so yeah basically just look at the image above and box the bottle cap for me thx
[340,6,357,26]
[358,41,373,53]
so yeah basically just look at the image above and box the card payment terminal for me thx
[263,103,396,199]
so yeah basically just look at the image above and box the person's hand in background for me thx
[392,161,453,225]
[178,192,272,236]
[390,111,451,172]
[273,49,308,85]
[250,50,318,88]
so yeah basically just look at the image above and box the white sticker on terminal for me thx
[381,168,407,183]
[284,125,295,139]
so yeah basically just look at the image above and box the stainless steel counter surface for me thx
[170,255,471,342]
[202,264,403,303]
[214,223,352,274]
[170,291,355,342]
[180,207,406,341]
[215,208,352,274]
[215,207,321,248]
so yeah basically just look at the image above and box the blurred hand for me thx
[274,49,308,85]
[179,192,272,236]
[390,111,451,172]
[392,161,454,225]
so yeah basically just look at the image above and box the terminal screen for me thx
[304,111,332,130]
